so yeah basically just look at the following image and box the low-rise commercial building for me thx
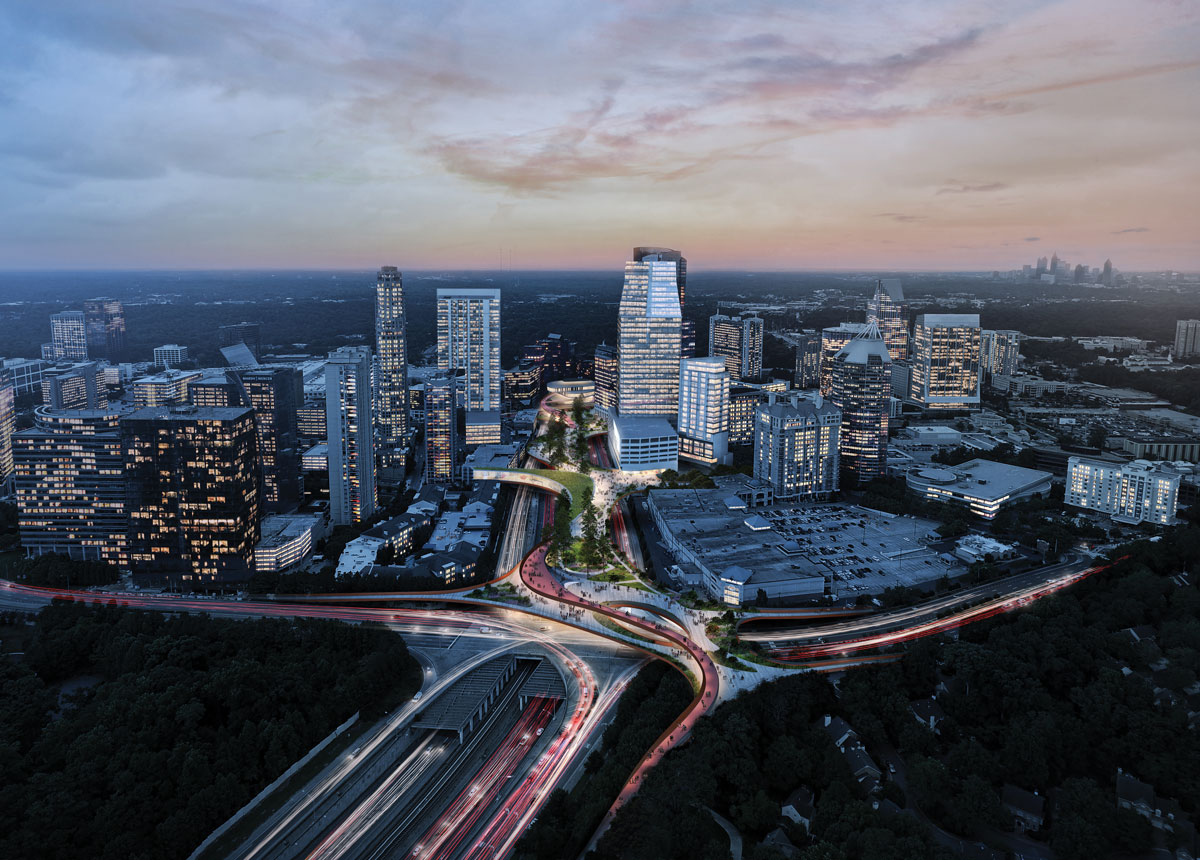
[648,488,827,606]
[609,416,678,471]
[255,514,322,572]
[905,458,1054,519]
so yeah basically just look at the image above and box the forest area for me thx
[0,603,420,860]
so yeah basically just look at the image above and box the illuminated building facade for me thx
[866,279,908,361]
[188,372,240,408]
[678,357,731,466]
[1067,457,1179,525]
[42,362,107,410]
[0,372,14,490]
[465,411,502,447]
[238,366,303,513]
[910,314,981,410]
[326,347,377,525]
[153,344,188,367]
[708,313,764,381]
[907,459,1053,519]
[793,329,821,389]
[83,298,126,359]
[424,372,459,484]
[753,393,841,500]
[829,322,891,484]
[375,266,410,479]
[504,362,542,405]
[981,329,1021,381]
[520,333,574,384]
[123,406,261,586]
[729,384,761,445]
[618,255,682,420]
[49,311,89,361]
[819,323,867,395]
[131,369,202,407]
[296,401,326,440]
[593,343,619,417]
[632,247,690,361]
[14,406,129,564]
[437,288,501,413]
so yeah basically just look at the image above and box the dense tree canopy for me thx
[0,603,420,860]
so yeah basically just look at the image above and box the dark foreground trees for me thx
[0,602,420,860]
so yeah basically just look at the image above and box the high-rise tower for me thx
[829,322,891,484]
[678,356,731,466]
[708,314,764,381]
[617,254,682,419]
[375,266,410,479]
[436,288,501,415]
[866,279,908,361]
[83,298,126,359]
[909,314,981,410]
[48,311,89,361]
[326,346,377,525]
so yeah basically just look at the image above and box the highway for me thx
[739,556,1092,644]
[768,558,1119,661]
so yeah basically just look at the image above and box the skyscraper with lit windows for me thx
[753,393,841,500]
[424,372,458,484]
[819,323,867,395]
[980,329,1021,381]
[617,254,682,420]
[866,279,908,361]
[0,371,14,492]
[437,288,501,413]
[793,330,821,389]
[830,322,891,485]
[238,366,303,513]
[376,266,410,479]
[633,247,691,359]
[48,311,88,361]
[910,314,981,410]
[593,342,619,417]
[123,405,260,586]
[678,357,731,466]
[708,313,763,381]
[326,346,377,525]
[14,406,129,565]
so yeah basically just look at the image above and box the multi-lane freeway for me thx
[0,420,1123,860]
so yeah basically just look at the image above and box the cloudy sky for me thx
[0,0,1197,271]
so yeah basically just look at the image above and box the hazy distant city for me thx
[1,1,1198,860]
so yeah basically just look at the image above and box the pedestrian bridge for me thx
[471,468,594,520]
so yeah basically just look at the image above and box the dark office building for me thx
[236,366,303,512]
[83,297,127,359]
[218,322,263,360]
[123,406,261,587]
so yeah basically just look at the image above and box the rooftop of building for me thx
[908,458,1053,500]
[258,514,320,545]
[124,404,253,422]
[612,415,677,438]
[917,313,980,327]
[649,488,827,586]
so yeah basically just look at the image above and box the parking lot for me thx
[756,504,962,595]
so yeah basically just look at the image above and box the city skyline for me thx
[0,1,1196,271]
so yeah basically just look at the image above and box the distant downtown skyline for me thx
[0,1,1196,271]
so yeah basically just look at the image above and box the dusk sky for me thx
[1,0,1197,271]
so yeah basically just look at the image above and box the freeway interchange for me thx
[0,428,1121,860]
